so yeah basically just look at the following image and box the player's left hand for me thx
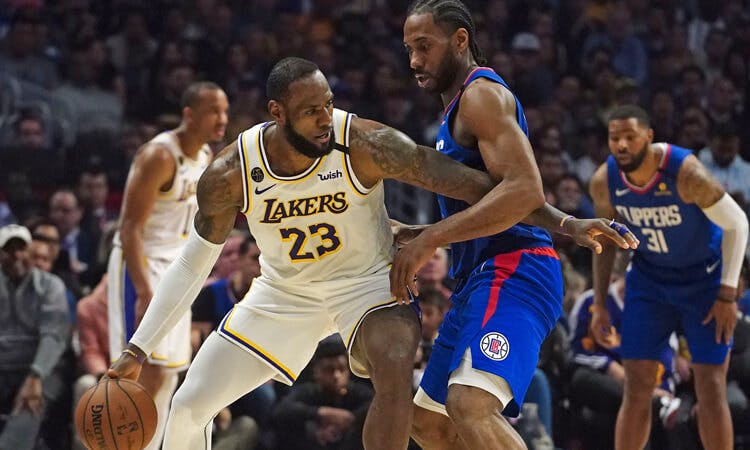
[702,296,738,345]
[563,218,639,254]
[390,233,435,304]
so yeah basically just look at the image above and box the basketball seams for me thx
[104,381,121,450]
[116,379,145,449]
[80,381,101,450]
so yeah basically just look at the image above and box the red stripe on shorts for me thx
[481,247,559,328]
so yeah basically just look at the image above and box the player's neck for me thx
[440,62,480,108]
[622,144,662,186]
[264,123,319,176]
[173,126,205,159]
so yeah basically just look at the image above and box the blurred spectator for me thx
[706,76,741,127]
[53,38,124,136]
[650,89,678,142]
[414,286,450,387]
[48,189,99,282]
[571,119,608,184]
[271,337,373,450]
[71,274,108,450]
[76,164,115,235]
[105,9,158,72]
[0,7,59,89]
[582,3,648,84]
[553,174,594,220]
[538,151,568,193]
[0,111,64,196]
[696,27,731,83]
[204,229,248,286]
[511,32,556,107]
[676,65,708,110]
[415,247,452,299]
[698,121,750,212]
[0,224,69,450]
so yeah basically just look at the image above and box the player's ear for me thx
[454,27,469,53]
[646,127,654,142]
[182,106,193,124]
[268,100,284,124]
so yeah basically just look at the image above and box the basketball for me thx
[74,379,158,450]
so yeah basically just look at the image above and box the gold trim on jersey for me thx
[345,298,399,349]
[238,130,253,214]
[258,122,325,182]
[219,308,297,383]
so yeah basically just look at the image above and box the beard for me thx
[282,121,335,159]
[419,49,462,94]
[616,142,649,173]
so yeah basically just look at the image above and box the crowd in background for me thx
[1,0,750,449]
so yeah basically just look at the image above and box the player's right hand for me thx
[106,345,145,381]
[590,304,617,349]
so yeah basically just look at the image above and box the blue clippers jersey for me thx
[607,144,722,274]
[436,67,552,279]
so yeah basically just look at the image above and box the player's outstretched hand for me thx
[564,218,639,254]
[390,232,435,304]
[106,344,146,381]
[590,304,617,349]
[702,296,738,345]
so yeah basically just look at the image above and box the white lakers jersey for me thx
[115,131,212,261]
[237,108,393,283]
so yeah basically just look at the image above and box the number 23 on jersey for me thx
[280,223,342,262]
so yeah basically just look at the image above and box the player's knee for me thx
[624,372,657,398]
[364,332,419,376]
[169,385,210,426]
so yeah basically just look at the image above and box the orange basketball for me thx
[74,379,158,450]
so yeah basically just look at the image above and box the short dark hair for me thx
[408,0,487,66]
[266,57,320,102]
[313,336,347,362]
[608,104,651,128]
[180,81,222,109]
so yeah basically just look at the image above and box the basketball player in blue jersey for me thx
[397,1,638,449]
[589,105,748,450]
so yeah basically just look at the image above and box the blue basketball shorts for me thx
[620,264,729,365]
[418,247,563,417]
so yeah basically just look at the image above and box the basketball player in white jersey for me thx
[107,82,228,450]
[107,58,634,449]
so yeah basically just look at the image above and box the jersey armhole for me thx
[237,131,252,214]
[340,113,379,196]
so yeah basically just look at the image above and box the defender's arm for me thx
[347,117,496,205]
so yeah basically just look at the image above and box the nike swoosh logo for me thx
[615,188,630,197]
[706,260,720,274]
[254,184,277,195]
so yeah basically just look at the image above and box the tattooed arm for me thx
[108,143,244,375]
[347,117,495,205]
[194,142,245,243]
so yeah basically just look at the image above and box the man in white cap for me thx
[0,224,70,450]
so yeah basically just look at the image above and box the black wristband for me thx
[716,295,738,304]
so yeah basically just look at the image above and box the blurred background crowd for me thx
[1,0,750,449]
